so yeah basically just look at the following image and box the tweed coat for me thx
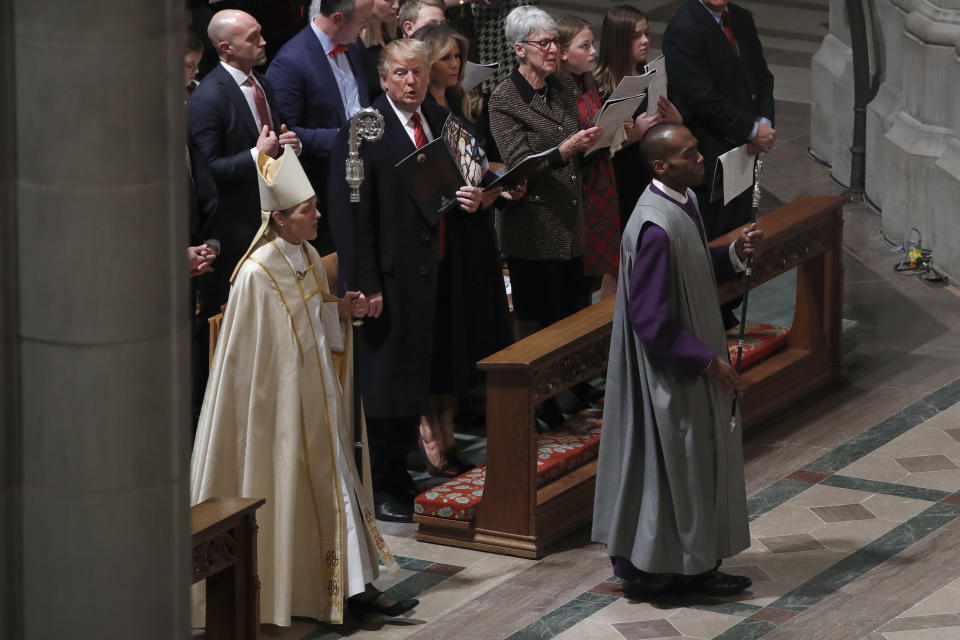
[489,69,585,261]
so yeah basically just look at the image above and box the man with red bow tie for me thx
[267,0,375,254]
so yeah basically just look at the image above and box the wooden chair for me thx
[414,194,847,558]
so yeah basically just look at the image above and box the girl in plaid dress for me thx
[558,15,620,300]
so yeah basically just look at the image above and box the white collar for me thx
[220,60,255,87]
[386,95,426,130]
[652,179,689,204]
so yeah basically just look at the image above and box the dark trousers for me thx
[366,415,419,500]
[694,184,752,241]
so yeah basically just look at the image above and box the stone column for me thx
[879,2,960,250]
[8,1,191,638]
[930,43,960,280]
[810,0,853,174]
[1,0,23,634]
[865,0,917,209]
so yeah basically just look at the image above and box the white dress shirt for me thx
[310,20,362,120]
[385,96,434,148]
[220,60,276,163]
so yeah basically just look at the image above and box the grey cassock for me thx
[592,186,750,575]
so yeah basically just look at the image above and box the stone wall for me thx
[812,0,960,280]
[1,1,191,637]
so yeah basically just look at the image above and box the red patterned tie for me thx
[411,112,446,259]
[329,44,349,58]
[245,76,272,132]
[721,11,738,54]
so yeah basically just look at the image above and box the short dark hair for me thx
[640,123,685,172]
[319,0,356,19]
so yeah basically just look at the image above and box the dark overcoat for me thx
[662,0,775,192]
[328,94,449,419]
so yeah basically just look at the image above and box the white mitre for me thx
[230,146,316,283]
[257,144,315,211]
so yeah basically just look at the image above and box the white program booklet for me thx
[716,144,755,205]
[462,62,500,92]
[645,55,667,116]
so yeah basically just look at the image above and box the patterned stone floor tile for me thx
[900,586,960,618]
[754,549,849,593]
[820,475,950,501]
[582,597,685,625]
[665,608,741,638]
[879,613,960,632]
[883,629,960,639]
[782,483,874,508]
[835,454,910,484]
[422,563,465,577]
[809,503,876,523]
[550,619,634,640]
[946,428,960,444]
[749,607,798,624]
[808,518,899,552]
[899,469,960,493]
[609,619,679,640]
[874,427,960,463]
[712,617,778,640]
[589,581,627,598]
[947,578,960,590]
[862,493,934,522]
[942,492,960,506]
[895,454,960,473]
[720,564,773,584]
[785,469,830,484]
[749,505,827,538]
[758,533,826,553]
[506,593,618,640]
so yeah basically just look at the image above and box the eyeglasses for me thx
[520,37,560,51]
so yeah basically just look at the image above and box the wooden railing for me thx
[414,194,847,558]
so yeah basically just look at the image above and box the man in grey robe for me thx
[592,123,763,597]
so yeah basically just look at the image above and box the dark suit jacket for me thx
[328,95,449,419]
[663,0,774,189]
[266,26,369,253]
[187,63,282,314]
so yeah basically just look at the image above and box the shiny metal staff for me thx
[346,107,385,471]
[730,158,763,430]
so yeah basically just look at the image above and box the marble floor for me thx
[197,1,960,638]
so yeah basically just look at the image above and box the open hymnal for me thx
[487,145,558,190]
[585,92,646,156]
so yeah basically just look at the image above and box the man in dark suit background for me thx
[188,8,300,319]
[266,0,373,255]
[329,38,482,522]
[663,0,775,241]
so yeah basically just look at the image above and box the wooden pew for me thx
[413,194,846,558]
[192,497,266,640]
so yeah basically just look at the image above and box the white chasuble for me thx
[191,236,396,627]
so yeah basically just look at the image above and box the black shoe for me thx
[536,397,566,429]
[677,569,752,596]
[373,492,414,522]
[347,594,419,618]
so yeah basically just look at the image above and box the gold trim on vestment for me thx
[270,240,348,621]
[247,257,304,365]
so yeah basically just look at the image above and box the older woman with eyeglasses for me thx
[488,5,602,426]
[489,6,601,334]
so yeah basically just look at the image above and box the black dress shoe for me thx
[373,493,414,522]
[347,594,419,618]
[677,569,752,596]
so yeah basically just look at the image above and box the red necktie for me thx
[412,112,446,260]
[245,76,272,132]
[721,11,738,54]
[329,44,349,58]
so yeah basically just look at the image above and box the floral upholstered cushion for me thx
[727,322,790,369]
[414,407,605,522]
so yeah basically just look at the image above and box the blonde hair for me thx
[378,38,431,76]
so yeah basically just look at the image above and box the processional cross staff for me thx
[730,157,763,431]
[345,107,385,472]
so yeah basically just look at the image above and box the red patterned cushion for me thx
[414,408,605,522]
[727,322,790,369]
